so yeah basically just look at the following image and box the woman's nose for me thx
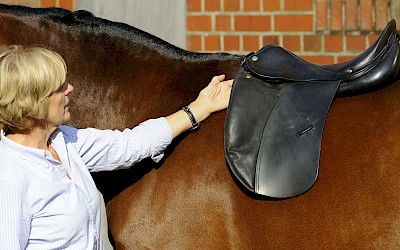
[66,83,74,94]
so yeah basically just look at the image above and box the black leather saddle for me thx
[224,20,400,198]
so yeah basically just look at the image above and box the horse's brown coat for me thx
[1,5,400,249]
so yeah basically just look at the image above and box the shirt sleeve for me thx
[0,181,30,249]
[61,117,172,172]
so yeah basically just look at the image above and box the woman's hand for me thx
[165,74,234,138]
[188,74,234,123]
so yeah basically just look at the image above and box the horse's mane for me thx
[0,4,241,62]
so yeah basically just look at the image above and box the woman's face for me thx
[47,82,74,127]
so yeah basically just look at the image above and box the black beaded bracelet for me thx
[182,106,200,130]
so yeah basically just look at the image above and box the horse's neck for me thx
[0,8,240,129]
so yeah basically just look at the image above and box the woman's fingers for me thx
[225,79,234,87]
[210,74,226,85]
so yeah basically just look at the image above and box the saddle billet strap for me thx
[224,67,339,198]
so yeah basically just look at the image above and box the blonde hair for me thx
[0,45,67,131]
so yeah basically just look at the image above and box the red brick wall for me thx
[187,0,396,64]
[0,0,74,10]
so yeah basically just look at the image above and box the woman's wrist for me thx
[166,74,232,138]
[187,101,211,124]
[182,106,200,130]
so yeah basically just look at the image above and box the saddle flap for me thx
[225,67,339,198]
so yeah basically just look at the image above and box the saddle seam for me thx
[224,139,254,192]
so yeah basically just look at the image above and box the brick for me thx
[205,0,221,11]
[205,35,220,51]
[224,0,241,11]
[331,0,343,31]
[325,35,343,52]
[187,0,202,12]
[360,0,373,31]
[304,35,321,52]
[187,35,202,51]
[244,0,261,11]
[263,0,280,11]
[338,55,356,63]
[375,0,389,30]
[41,0,55,7]
[235,15,271,31]
[346,35,365,51]
[59,0,73,10]
[283,35,301,51]
[345,0,358,31]
[243,35,260,51]
[262,35,279,45]
[187,15,212,31]
[302,55,334,64]
[316,0,328,31]
[284,0,313,11]
[216,15,231,31]
[224,35,240,51]
[368,34,379,45]
[275,15,313,31]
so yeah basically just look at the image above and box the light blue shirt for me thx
[0,118,172,249]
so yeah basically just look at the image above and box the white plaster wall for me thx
[75,0,186,49]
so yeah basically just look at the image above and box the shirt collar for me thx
[1,128,62,166]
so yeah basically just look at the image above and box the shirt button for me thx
[57,165,63,170]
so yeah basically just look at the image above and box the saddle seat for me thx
[243,19,400,97]
[224,20,400,198]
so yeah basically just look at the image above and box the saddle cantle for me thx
[224,20,400,198]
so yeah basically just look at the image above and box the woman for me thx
[0,45,233,249]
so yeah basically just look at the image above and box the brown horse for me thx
[1,4,400,249]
